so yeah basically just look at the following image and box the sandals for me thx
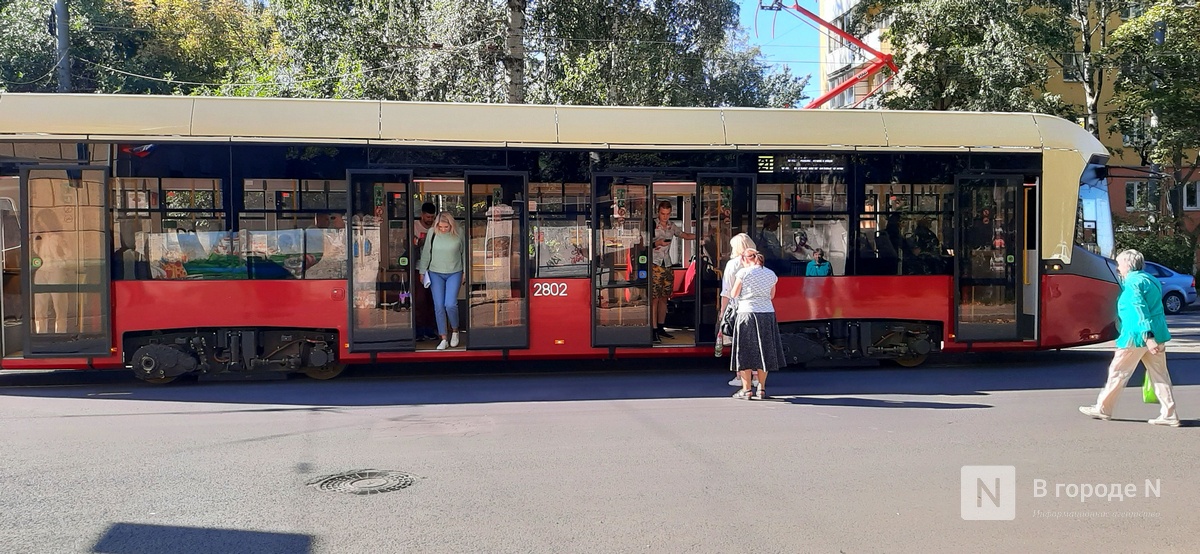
[753,389,766,400]
[732,389,752,400]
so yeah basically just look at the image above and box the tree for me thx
[230,0,506,101]
[0,0,59,91]
[1,0,270,94]
[524,0,805,107]
[228,0,806,107]
[851,0,1072,112]
[1043,1,1129,138]
[1108,0,1200,220]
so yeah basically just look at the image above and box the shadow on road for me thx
[93,523,312,554]
[0,348,1196,409]
[785,396,992,409]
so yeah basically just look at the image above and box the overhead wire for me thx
[2,52,67,86]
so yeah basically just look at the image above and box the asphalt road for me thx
[1,310,1199,553]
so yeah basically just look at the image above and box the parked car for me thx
[1144,261,1197,315]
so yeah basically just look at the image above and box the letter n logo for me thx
[960,466,1016,520]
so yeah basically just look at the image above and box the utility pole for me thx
[53,0,71,92]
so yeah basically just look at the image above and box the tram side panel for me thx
[113,279,352,377]
[771,275,951,363]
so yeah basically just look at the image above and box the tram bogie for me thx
[779,320,940,365]
[126,328,338,381]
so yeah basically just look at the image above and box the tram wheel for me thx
[894,353,928,368]
[303,364,346,380]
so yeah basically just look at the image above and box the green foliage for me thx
[1114,210,1198,274]
[2,0,807,106]
[0,0,64,91]
[1,0,272,94]
[526,0,806,107]
[1108,0,1200,195]
[852,0,1070,112]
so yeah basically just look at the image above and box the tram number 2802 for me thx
[532,282,569,297]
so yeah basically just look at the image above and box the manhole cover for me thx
[307,469,416,495]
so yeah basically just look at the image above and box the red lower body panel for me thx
[0,272,1120,371]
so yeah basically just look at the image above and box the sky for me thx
[737,0,823,100]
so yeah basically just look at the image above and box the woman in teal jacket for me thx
[1080,249,1179,426]
[805,248,832,277]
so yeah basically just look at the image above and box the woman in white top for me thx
[719,233,756,386]
[729,249,787,400]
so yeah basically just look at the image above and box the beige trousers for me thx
[1096,346,1177,421]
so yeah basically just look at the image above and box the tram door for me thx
[464,173,529,349]
[19,167,111,357]
[697,175,754,344]
[954,175,1024,341]
[592,176,652,347]
[347,171,414,352]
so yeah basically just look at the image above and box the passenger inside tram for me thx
[651,200,695,342]
[756,214,787,275]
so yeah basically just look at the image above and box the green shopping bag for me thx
[1143,372,1158,404]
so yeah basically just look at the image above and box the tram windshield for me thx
[1076,163,1113,258]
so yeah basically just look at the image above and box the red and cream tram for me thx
[0,94,1119,381]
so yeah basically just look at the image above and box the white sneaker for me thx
[450,332,460,348]
[1148,417,1181,427]
[727,377,741,386]
[436,339,449,350]
[1078,405,1111,421]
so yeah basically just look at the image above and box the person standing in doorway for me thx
[1080,249,1180,426]
[417,212,466,351]
[412,202,438,341]
[650,200,695,343]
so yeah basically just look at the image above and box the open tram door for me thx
[696,174,754,345]
[954,175,1031,342]
[346,171,415,352]
[463,172,529,350]
[591,176,653,347]
[10,166,112,358]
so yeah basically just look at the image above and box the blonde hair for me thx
[729,233,757,258]
[743,248,764,266]
[433,212,458,236]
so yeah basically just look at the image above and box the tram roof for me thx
[0,93,1106,160]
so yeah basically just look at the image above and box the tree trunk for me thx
[504,0,527,104]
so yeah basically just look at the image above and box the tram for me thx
[0,94,1119,381]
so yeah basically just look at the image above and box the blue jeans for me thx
[427,271,462,337]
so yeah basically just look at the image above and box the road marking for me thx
[86,392,132,396]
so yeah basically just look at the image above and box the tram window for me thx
[110,177,235,280]
[860,183,953,276]
[754,160,850,276]
[529,182,590,278]
[756,213,850,277]
[241,179,347,280]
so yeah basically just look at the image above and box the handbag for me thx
[1142,372,1158,404]
[719,299,737,337]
